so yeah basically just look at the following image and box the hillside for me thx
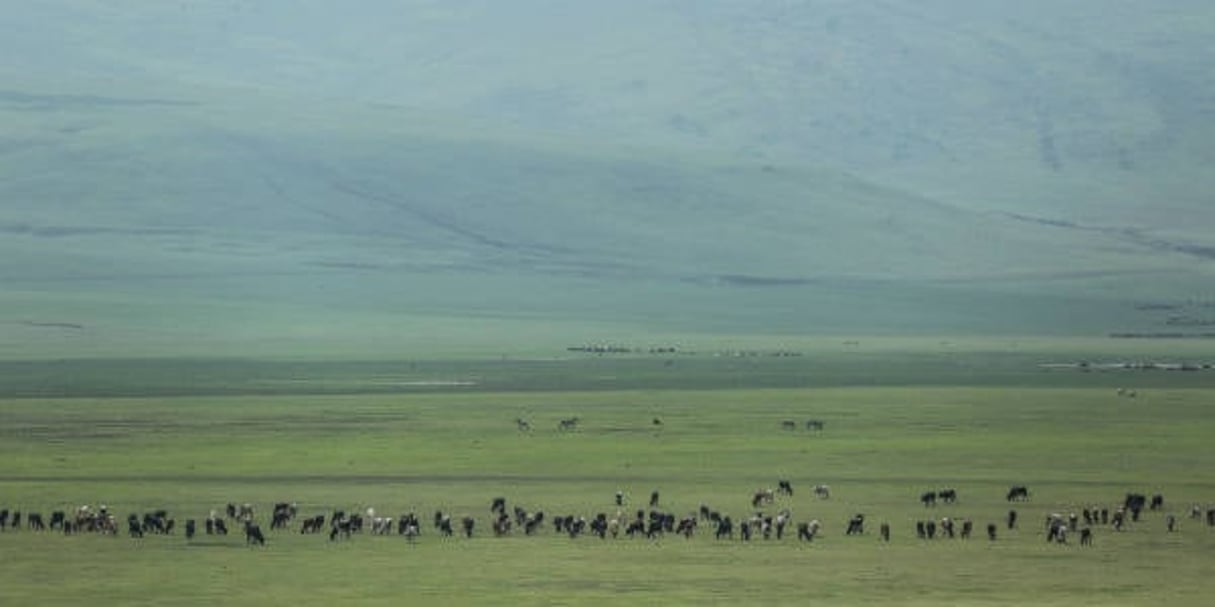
[2,2,1213,356]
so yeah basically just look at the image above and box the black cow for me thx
[961,519,973,540]
[1007,509,1018,530]
[127,515,143,538]
[462,516,475,538]
[50,511,66,530]
[777,480,794,496]
[1007,486,1030,502]
[650,491,660,508]
[1150,494,1164,511]
[987,523,997,541]
[28,513,45,531]
[921,492,937,507]
[185,519,196,540]
[937,488,958,504]
[879,522,890,542]
[491,498,507,515]
[1080,527,1093,545]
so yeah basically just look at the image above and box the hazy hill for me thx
[2,1,1213,356]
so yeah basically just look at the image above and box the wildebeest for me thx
[921,491,937,507]
[244,521,266,546]
[846,514,865,535]
[1006,486,1030,502]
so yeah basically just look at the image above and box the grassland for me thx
[2,346,1214,605]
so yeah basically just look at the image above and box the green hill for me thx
[2,1,1213,357]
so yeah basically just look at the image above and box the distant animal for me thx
[805,420,825,431]
[879,522,890,542]
[1150,494,1164,510]
[921,492,937,507]
[798,520,821,542]
[814,484,831,499]
[846,514,865,535]
[937,488,957,504]
[244,521,265,546]
[558,417,580,431]
[516,418,531,431]
[1007,486,1030,502]
[650,491,660,508]
[987,523,997,541]
[781,420,797,430]
[777,480,794,496]
[1080,527,1093,545]
[185,519,196,540]
[752,489,775,508]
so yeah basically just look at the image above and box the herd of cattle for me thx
[2,485,1212,549]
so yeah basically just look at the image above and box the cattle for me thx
[676,516,697,539]
[781,420,797,430]
[244,521,266,546]
[846,514,865,536]
[921,492,937,507]
[213,518,229,535]
[740,520,753,541]
[491,498,507,516]
[960,519,973,540]
[1190,504,1202,520]
[940,517,955,539]
[558,417,580,431]
[516,418,531,431]
[1080,527,1093,545]
[492,514,512,537]
[1046,514,1068,543]
[1006,486,1030,502]
[814,484,831,499]
[28,513,45,531]
[1125,493,1147,518]
[777,480,794,496]
[987,523,997,541]
[1150,494,1164,511]
[397,514,420,540]
[462,516,475,538]
[1207,509,1215,527]
[937,488,957,504]
[879,522,890,542]
[615,491,624,507]
[300,515,325,534]
[10,511,20,530]
[916,520,926,539]
[806,420,825,431]
[650,491,660,508]
[1166,514,1177,533]
[185,519,196,540]
[1007,509,1018,530]
[0,509,7,530]
[925,520,936,539]
[49,511,66,531]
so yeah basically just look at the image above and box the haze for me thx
[3,1,1214,357]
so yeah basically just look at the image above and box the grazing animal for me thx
[650,491,660,508]
[798,520,821,542]
[462,516,475,538]
[516,418,531,431]
[615,491,624,507]
[846,514,865,535]
[781,420,797,430]
[814,484,831,499]
[806,419,825,431]
[937,488,957,504]
[879,522,890,542]
[1150,494,1164,510]
[1006,486,1030,502]
[28,513,45,531]
[244,521,266,546]
[987,523,998,541]
[185,519,196,540]
[921,491,937,507]
[1080,527,1093,545]
[1007,509,1018,530]
[558,417,580,431]
[777,480,794,496]
[960,519,973,540]
[752,489,775,508]
[1167,514,1177,533]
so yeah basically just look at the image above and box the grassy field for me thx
[2,346,1214,605]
